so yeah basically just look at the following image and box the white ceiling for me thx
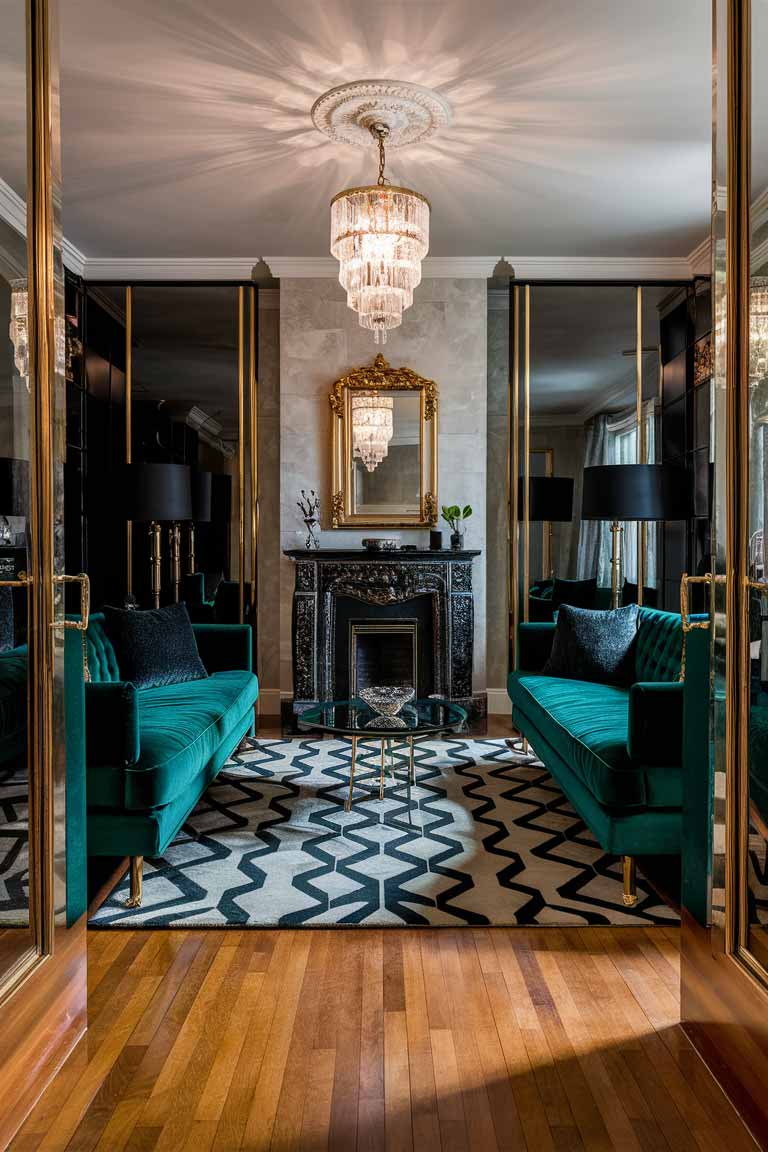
[1,0,712,261]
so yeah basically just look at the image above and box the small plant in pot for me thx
[441,503,472,550]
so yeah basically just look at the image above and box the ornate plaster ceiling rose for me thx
[310,79,451,149]
[313,80,451,343]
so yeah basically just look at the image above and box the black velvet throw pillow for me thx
[552,576,598,611]
[543,603,639,687]
[103,602,207,689]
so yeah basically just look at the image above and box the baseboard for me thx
[257,689,282,716]
[487,689,512,715]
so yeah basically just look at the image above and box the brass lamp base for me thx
[149,521,162,609]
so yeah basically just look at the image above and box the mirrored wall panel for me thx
[510,279,707,663]
[0,0,34,983]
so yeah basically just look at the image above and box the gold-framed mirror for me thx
[329,353,438,528]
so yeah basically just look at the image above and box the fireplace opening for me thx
[332,593,436,700]
[350,621,417,695]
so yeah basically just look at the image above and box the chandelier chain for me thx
[371,122,389,186]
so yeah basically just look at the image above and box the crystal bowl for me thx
[358,686,415,717]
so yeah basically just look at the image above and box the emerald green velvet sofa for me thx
[508,607,686,905]
[85,613,258,906]
[0,645,27,767]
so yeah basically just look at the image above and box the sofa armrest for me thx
[627,681,684,766]
[518,623,556,672]
[193,623,253,674]
[85,681,140,767]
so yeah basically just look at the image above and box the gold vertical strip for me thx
[523,285,531,623]
[125,285,132,594]
[237,286,245,625]
[636,285,645,606]
[508,285,520,672]
[724,0,750,957]
[248,286,258,653]
[26,0,56,955]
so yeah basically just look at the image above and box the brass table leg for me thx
[379,740,386,801]
[409,736,415,785]
[345,735,357,812]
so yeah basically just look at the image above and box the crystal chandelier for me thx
[351,391,394,471]
[330,123,429,344]
[9,279,29,384]
[751,277,768,384]
[8,278,66,391]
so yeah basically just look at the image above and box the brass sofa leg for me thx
[622,855,637,907]
[125,856,143,908]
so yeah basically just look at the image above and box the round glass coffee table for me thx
[297,697,468,811]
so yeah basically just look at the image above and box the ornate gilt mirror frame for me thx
[329,353,439,528]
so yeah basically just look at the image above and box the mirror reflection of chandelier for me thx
[751,277,768,385]
[351,391,394,472]
[8,277,66,391]
[9,279,29,385]
[312,81,451,344]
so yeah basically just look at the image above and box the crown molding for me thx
[82,256,260,281]
[505,255,693,281]
[687,236,711,276]
[0,178,87,276]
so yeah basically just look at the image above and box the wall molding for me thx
[505,255,694,281]
[0,178,87,276]
[487,689,512,716]
[82,256,260,281]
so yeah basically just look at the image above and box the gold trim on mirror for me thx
[329,354,439,528]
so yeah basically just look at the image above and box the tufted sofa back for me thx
[635,607,683,683]
[85,613,121,684]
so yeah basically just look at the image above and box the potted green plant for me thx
[441,503,472,550]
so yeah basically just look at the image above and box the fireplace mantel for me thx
[284,548,481,713]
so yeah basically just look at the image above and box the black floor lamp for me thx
[581,464,691,609]
[123,463,192,608]
[520,476,574,579]
[188,471,212,576]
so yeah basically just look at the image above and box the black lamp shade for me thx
[122,462,193,522]
[191,471,212,523]
[519,476,574,522]
[581,464,691,522]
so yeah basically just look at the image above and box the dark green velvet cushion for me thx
[103,602,207,689]
[635,607,683,682]
[509,672,641,806]
[86,615,121,684]
[87,670,257,810]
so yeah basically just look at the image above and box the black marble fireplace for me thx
[285,549,481,714]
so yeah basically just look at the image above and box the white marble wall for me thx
[279,277,488,699]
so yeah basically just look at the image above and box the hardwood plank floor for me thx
[13,926,757,1152]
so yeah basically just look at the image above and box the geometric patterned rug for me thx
[0,764,29,926]
[89,737,678,929]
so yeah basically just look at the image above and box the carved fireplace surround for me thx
[285,549,481,715]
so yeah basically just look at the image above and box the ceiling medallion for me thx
[312,80,451,343]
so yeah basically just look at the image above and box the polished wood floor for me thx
[13,925,757,1151]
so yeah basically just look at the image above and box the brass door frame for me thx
[719,0,768,990]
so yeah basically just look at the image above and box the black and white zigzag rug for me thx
[89,738,678,929]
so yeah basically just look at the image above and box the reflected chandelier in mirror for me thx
[329,354,438,528]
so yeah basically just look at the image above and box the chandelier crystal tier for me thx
[751,277,768,384]
[313,81,450,343]
[351,390,394,471]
